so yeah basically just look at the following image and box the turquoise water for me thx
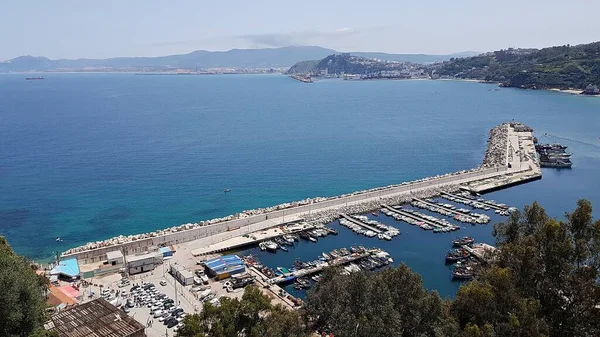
[1,74,599,296]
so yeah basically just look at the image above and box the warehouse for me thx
[203,255,246,280]
[126,252,161,275]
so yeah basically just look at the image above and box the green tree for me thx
[305,264,457,337]
[0,237,50,337]
[177,286,307,337]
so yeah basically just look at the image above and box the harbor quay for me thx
[61,122,541,266]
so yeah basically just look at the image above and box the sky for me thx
[2,0,599,60]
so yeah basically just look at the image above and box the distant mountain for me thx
[435,41,600,91]
[0,46,478,72]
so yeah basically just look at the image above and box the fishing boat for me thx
[276,267,290,274]
[308,236,317,243]
[371,211,378,216]
[294,278,311,290]
[298,231,310,240]
[452,236,474,246]
[224,188,231,193]
[321,252,331,260]
[280,245,288,252]
[445,248,470,262]
[258,242,267,251]
[452,266,474,280]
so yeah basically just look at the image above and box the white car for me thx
[153,310,164,318]
[158,313,171,322]
[120,291,128,297]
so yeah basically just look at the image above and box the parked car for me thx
[153,310,164,318]
[159,280,167,286]
[164,317,177,326]
[158,313,171,322]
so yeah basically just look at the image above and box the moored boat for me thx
[452,236,474,246]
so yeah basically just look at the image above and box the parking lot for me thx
[80,262,251,337]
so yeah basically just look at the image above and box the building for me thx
[50,258,80,280]
[126,252,162,275]
[80,251,125,278]
[170,264,194,285]
[159,246,173,258]
[203,255,246,280]
[44,298,146,337]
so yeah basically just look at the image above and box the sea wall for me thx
[62,123,522,265]
[64,165,508,264]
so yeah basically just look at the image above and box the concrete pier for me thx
[267,250,374,285]
[339,214,382,233]
[61,122,542,265]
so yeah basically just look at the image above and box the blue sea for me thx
[1,73,599,297]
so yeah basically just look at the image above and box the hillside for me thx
[287,53,428,77]
[0,47,475,72]
[435,41,600,90]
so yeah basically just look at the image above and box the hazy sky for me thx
[2,0,599,60]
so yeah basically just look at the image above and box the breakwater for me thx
[61,122,541,264]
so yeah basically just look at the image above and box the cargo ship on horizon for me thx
[25,76,44,80]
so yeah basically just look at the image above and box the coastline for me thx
[440,77,600,98]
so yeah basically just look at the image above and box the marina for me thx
[52,121,546,301]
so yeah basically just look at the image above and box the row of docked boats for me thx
[260,227,340,252]
[535,143,572,168]
[258,234,298,252]
[411,199,491,224]
[445,236,478,280]
[291,248,394,290]
[440,192,513,214]
[338,215,400,239]
[381,207,448,231]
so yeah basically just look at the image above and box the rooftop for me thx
[51,258,80,278]
[106,250,123,261]
[44,298,146,337]
[204,255,244,273]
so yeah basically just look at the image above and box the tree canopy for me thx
[436,42,600,90]
[0,237,51,337]
[177,286,307,337]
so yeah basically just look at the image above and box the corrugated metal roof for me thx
[46,298,145,337]
[204,255,243,272]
